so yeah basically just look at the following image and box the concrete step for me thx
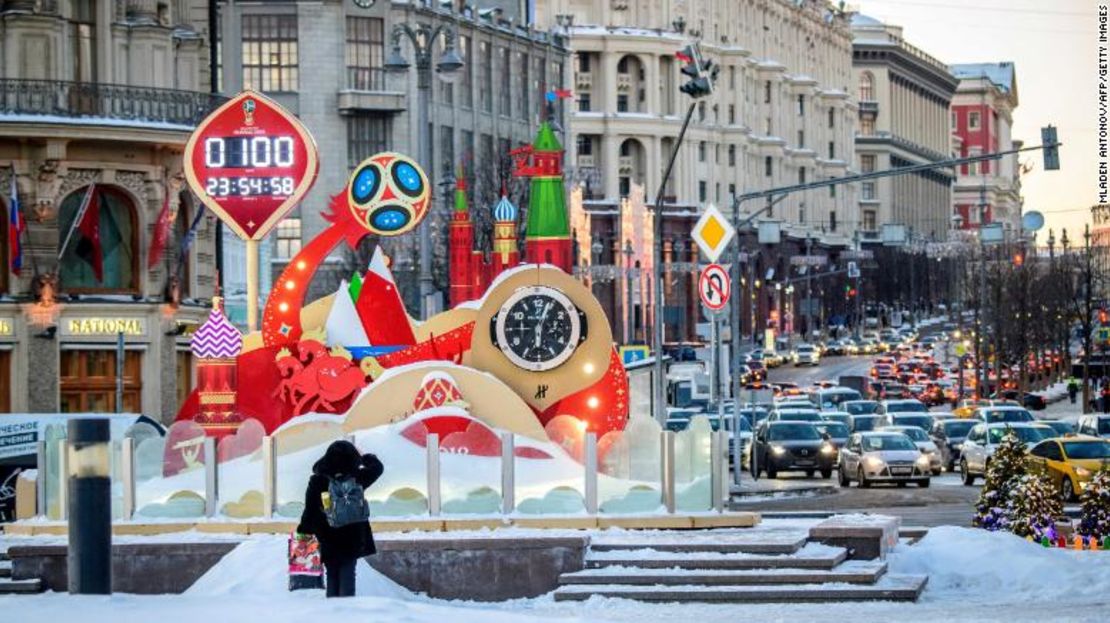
[552,574,929,603]
[562,559,887,586]
[0,579,43,595]
[585,543,848,571]
[0,559,11,578]
[588,532,808,555]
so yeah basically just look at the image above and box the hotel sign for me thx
[63,317,147,337]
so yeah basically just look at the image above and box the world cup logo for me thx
[242,99,256,125]
[346,152,430,237]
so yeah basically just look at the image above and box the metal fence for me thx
[0,79,226,126]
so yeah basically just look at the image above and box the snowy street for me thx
[4,525,1110,623]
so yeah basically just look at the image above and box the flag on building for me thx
[8,171,25,276]
[73,185,104,282]
[148,185,175,269]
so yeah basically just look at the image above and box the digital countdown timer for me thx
[183,90,319,240]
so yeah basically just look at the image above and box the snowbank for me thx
[186,535,412,600]
[889,526,1110,599]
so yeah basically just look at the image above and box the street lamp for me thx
[591,235,603,296]
[624,240,635,344]
[674,238,687,342]
[384,19,465,320]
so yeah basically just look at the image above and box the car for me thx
[842,400,880,416]
[775,397,816,409]
[959,423,1052,485]
[811,387,863,411]
[880,425,943,475]
[877,382,912,400]
[953,399,1012,418]
[838,431,933,488]
[1027,437,1110,501]
[815,421,850,460]
[876,399,929,415]
[751,421,837,479]
[820,411,853,427]
[1040,419,1077,437]
[664,408,704,432]
[767,409,824,423]
[976,406,1035,424]
[824,339,850,356]
[993,389,1048,411]
[885,413,936,432]
[930,418,978,472]
[1076,414,1110,439]
[849,413,885,433]
[792,344,821,366]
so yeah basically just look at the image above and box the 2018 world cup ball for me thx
[347,152,430,237]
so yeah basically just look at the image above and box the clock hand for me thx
[535,302,552,348]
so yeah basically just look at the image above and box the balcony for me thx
[338,68,405,113]
[0,79,225,128]
[859,100,878,115]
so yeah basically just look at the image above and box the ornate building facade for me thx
[0,1,218,417]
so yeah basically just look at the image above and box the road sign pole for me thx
[710,314,719,408]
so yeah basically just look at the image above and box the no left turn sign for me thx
[699,264,731,312]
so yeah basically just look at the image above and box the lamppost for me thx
[624,239,635,344]
[674,238,687,342]
[384,18,465,319]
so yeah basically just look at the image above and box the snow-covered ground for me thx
[4,525,1110,623]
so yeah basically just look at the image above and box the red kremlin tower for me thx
[449,174,478,306]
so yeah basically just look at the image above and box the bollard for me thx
[501,433,515,515]
[35,440,46,518]
[661,431,676,514]
[204,437,218,517]
[426,434,441,516]
[584,433,598,515]
[121,438,136,520]
[262,436,276,519]
[67,418,112,595]
[59,438,70,520]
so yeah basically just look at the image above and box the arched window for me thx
[859,72,874,101]
[58,185,138,293]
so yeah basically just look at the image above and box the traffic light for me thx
[1100,308,1109,325]
[1041,125,1060,171]
[1012,252,1024,267]
[677,44,718,99]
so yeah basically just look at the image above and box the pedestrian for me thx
[296,439,384,598]
[1102,383,1110,414]
[1067,377,1079,404]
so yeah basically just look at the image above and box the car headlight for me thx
[821,443,836,455]
[915,455,931,468]
[771,445,787,455]
[864,456,885,469]
[1076,467,1092,479]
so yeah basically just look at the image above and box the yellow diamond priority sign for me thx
[691,203,736,262]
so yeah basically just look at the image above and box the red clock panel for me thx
[184,90,319,240]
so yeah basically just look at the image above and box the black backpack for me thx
[323,475,369,528]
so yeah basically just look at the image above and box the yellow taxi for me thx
[953,399,1019,418]
[1026,436,1110,501]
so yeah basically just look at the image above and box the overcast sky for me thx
[856,0,1098,240]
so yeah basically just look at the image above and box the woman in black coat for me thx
[296,440,383,597]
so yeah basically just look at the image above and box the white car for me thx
[792,344,820,366]
[880,425,942,475]
[838,431,933,488]
[959,422,1051,485]
[1076,414,1110,439]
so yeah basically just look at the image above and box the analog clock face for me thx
[493,286,585,372]
[352,0,375,8]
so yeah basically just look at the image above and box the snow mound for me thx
[186,536,412,600]
[889,526,1110,598]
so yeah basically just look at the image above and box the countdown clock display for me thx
[183,90,319,240]
[491,286,588,372]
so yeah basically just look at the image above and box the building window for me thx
[829,182,837,198]
[860,118,875,135]
[951,111,958,129]
[863,209,877,230]
[797,94,805,116]
[478,41,492,112]
[969,111,981,130]
[578,53,590,73]
[242,14,299,92]
[861,182,876,200]
[275,217,302,259]
[70,1,97,82]
[698,101,706,121]
[728,183,736,197]
[698,141,706,162]
[728,145,736,166]
[619,177,631,197]
[799,204,806,224]
[728,65,736,89]
[828,141,835,159]
[519,52,530,118]
[728,104,735,124]
[58,186,137,293]
[499,46,512,115]
[764,156,773,177]
[347,114,388,169]
[578,93,591,112]
[345,16,384,90]
[60,350,142,413]
[764,80,772,104]
[860,154,876,173]
[617,94,629,112]
[576,135,593,156]
[440,125,454,177]
[797,130,805,148]
[859,71,873,101]
[698,181,707,203]
[828,107,835,129]
[829,211,837,232]
[799,167,806,184]
[0,199,8,294]
[459,35,472,108]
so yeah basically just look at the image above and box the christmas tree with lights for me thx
[1078,469,1110,539]
[1009,473,1063,539]
[973,428,1028,531]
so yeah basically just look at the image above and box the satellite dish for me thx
[1022,211,1045,232]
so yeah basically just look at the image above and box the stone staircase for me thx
[553,530,927,603]
[0,550,43,594]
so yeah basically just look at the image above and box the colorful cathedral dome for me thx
[191,297,243,359]
[493,193,517,223]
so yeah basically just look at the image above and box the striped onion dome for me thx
[493,194,517,222]
[190,298,243,359]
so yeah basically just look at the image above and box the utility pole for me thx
[1082,224,1094,412]
[804,233,813,341]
